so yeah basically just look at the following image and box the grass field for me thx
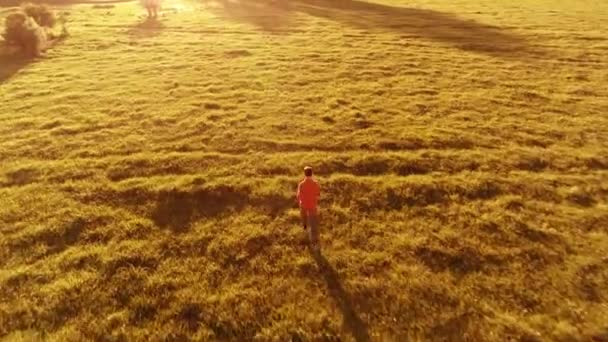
[1,0,608,340]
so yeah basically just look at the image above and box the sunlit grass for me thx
[0,0,607,340]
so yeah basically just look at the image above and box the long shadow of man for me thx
[311,250,371,342]
[128,17,165,39]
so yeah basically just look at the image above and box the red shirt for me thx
[297,177,320,210]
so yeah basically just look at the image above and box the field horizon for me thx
[1,0,607,340]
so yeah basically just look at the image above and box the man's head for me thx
[304,166,313,177]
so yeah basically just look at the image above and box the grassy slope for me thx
[1,0,607,340]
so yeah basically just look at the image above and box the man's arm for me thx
[296,182,302,202]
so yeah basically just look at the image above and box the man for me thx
[141,0,161,18]
[296,166,321,251]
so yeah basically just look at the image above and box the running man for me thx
[297,166,321,251]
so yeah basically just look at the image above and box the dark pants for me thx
[301,208,319,246]
[147,7,158,18]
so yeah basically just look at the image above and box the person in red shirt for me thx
[141,0,161,18]
[297,166,321,251]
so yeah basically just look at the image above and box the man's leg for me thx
[300,208,308,229]
[308,214,320,251]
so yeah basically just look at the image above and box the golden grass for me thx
[1,0,607,340]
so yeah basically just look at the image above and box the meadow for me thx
[0,0,607,340]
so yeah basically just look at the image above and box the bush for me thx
[2,12,47,56]
[22,3,56,28]
[1,4,65,57]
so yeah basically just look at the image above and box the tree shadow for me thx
[151,187,248,232]
[0,167,39,186]
[43,217,87,255]
[1,34,69,84]
[0,48,33,84]
[211,0,538,57]
[299,0,536,56]
[310,250,371,342]
[127,17,165,39]
[5,218,87,267]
